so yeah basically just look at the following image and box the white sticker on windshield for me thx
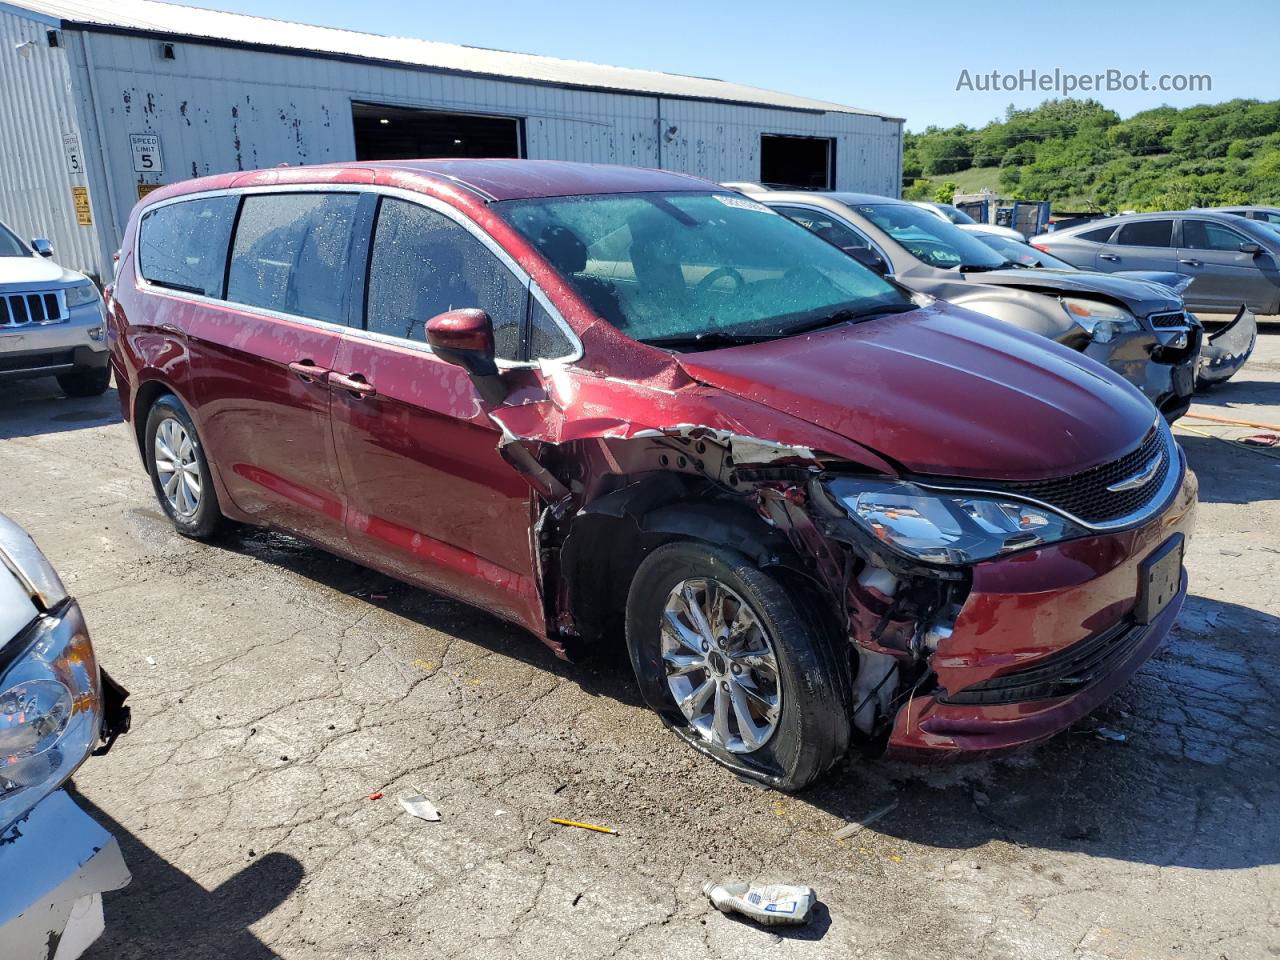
[713,194,774,214]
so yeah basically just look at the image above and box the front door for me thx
[1176,218,1280,313]
[189,190,361,548]
[330,195,542,628]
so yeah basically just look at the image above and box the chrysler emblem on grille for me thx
[1106,453,1163,493]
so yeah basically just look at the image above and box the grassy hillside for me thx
[903,98,1280,211]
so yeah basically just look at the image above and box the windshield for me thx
[936,203,977,225]
[852,202,1006,270]
[0,222,30,257]
[497,191,913,348]
[971,232,1078,270]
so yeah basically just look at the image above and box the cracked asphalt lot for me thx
[2,335,1278,960]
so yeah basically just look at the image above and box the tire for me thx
[56,365,111,397]
[625,541,848,791]
[144,394,222,539]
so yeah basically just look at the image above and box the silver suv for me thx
[0,220,111,396]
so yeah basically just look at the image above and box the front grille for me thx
[0,290,65,326]
[1148,311,1187,328]
[942,619,1148,705]
[979,425,1171,525]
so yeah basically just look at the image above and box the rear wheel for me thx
[56,365,111,397]
[625,541,848,791]
[144,394,222,539]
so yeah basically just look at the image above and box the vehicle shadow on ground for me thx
[1177,433,1280,504]
[0,378,120,440]
[221,525,647,710]
[70,786,303,959]
[802,592,1280,872]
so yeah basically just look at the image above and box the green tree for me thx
[933,181,959,204]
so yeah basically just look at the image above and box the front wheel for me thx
[625,541,848,791]
[144,394,222,539]
[56,365,111,397]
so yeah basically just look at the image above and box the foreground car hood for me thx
[0,255,73,288]
[676,303,1155,481]
[964,268,1183,317]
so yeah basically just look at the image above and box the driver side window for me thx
[366,198,524,360]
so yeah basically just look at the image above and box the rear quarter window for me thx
[226,192,359,324]
[1114,220,1173,247]
[1076,225,1117,243]
[138,196,238,296]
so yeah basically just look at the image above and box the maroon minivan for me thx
[108,160,1196,789]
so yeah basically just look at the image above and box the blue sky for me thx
[187,0,1280,131]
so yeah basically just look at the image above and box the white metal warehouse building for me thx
[0,0,904,280]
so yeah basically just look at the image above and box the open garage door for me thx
[760,134,835,189]
[353,102,523,161]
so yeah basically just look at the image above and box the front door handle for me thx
[288,360,330,383]
[331,371,376,397]
[1099,254,1120,261]
[1178,258,1203,267]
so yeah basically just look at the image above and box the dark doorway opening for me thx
[760,134,835,190]
[352,102,523,161]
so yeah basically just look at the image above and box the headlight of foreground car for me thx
[0,602,101,834]
[827,475,1087,566]
[1062,297,1140,344]
[64,279,102,308]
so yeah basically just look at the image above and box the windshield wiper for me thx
[643,303,918,351]
[959,260,1020,273]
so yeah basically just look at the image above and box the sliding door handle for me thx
[288,360,330,383]
[1178,258,1203,267]
[1099,254,1120,261]
[331,371,376,397]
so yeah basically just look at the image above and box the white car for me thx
[0,513,131,959]
[910,201,1026,241]
[0,221,111,396]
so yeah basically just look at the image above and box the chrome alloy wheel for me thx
[154,417,202,518]
[660,578,783,753]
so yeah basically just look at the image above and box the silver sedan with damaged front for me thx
[736,188,1202,422]
[0,513,131,960]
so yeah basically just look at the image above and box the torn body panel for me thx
[1196,305,1257,388]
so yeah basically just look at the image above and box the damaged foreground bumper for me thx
[887,467,1197,759]
[1196,305,1257,388]
[0,790,131,960]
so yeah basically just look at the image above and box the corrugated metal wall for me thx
[0,9,103,277]
[53,29,901,267]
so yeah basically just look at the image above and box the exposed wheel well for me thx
[557,474,804,649]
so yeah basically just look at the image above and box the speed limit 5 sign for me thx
[129,133,164,174]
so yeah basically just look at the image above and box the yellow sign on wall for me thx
[137,183,162,201]
[71,185,92,226]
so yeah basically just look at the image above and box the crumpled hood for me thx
[675,303,1155,481]
[0,255,78,288]
[964,268,1183,318]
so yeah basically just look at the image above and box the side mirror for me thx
[425,308,508,404]
[847,246,889,276]
[31,238,53,258]
[1240,241,1263,255]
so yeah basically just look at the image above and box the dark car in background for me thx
[735,187,1201,421]
[1032,210,1280,316]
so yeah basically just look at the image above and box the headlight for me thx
[1062,297,1139,344]
[827,476,1086,566]
[0,601,101,834]
[64,279,102,308]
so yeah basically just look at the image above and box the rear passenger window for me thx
[226,193,359,324]
[138,196,237,296]
[1077,225,1117,243]
[366,198,525,360]
[1114,220,1173,248]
